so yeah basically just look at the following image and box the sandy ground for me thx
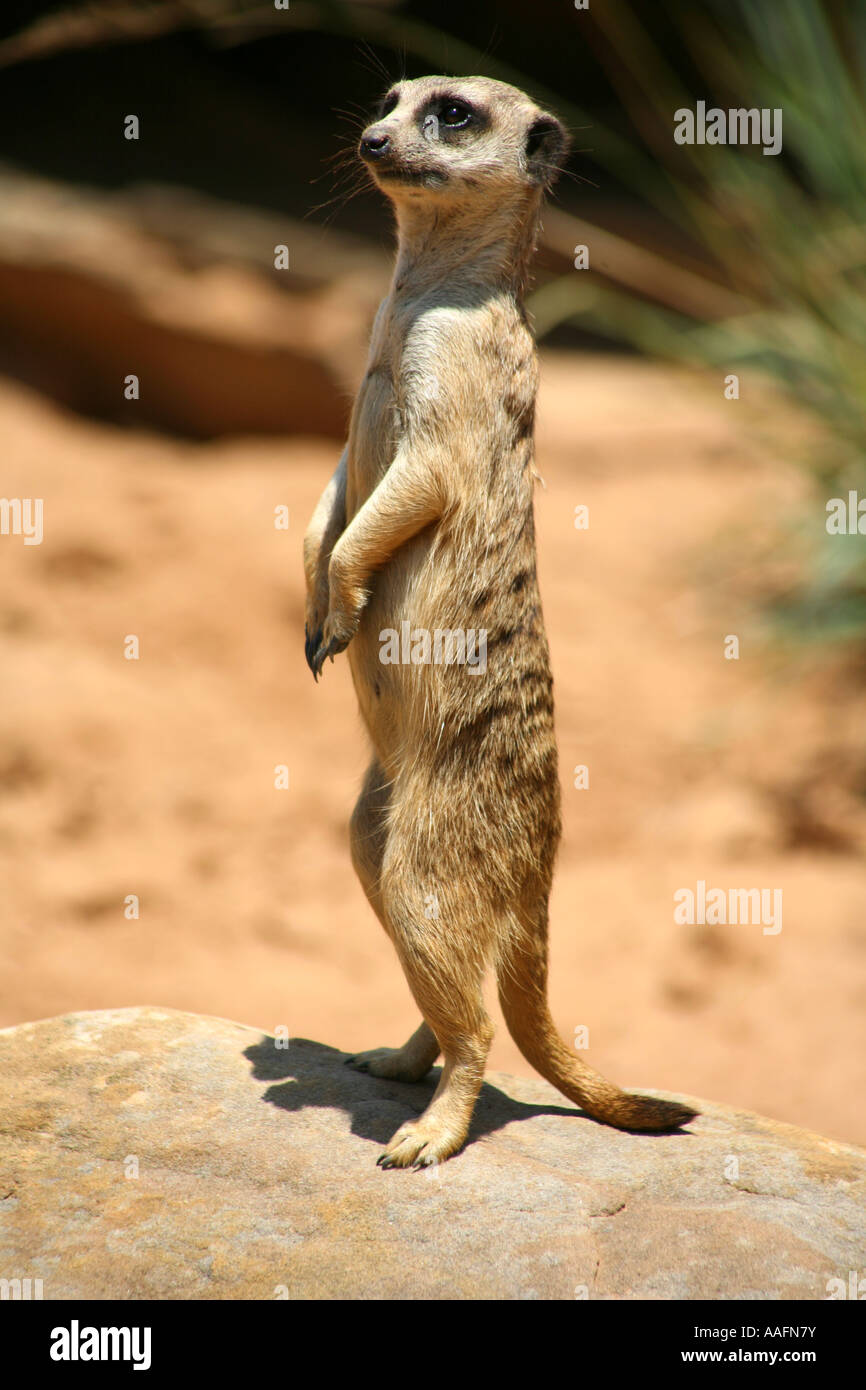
[1,353,864,1146]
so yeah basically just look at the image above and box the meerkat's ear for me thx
[525,112,569,188]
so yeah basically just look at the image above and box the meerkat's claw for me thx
[310,638,331,678]
[311,627,351,678]
[304,623,323,678]
[377,1144,427,1170]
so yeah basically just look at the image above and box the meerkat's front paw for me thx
[377,1114,467,1169]
[309,610,357,680]
[345,1046,434,1083]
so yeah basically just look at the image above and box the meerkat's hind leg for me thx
[377,937,494,1169]
[345,1020,440,1082]
[347,764,441,1082]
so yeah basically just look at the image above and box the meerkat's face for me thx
[358,76,568,207]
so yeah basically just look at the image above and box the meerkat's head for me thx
[357,76,569,213]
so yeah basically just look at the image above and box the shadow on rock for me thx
[243,1034,691,1154]
[246,1034,697,1150]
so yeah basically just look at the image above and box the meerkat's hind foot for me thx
[345,1021,440,1083]
[377,1115,466,1170]
[345,1046,435,1084]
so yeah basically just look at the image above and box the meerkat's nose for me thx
[360,130,391,160]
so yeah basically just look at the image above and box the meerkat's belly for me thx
[343,331,552,780]
[347,521,443,768]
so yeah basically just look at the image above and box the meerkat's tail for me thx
[496,938,697,1133]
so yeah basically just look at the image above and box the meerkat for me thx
[303,75,696,1168]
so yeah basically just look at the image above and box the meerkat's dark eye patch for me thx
[379,90,399,118]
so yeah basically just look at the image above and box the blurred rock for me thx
[1,1007,863,1300]
[0,169,389,437]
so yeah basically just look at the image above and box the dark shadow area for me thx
[244,1033,695,1153]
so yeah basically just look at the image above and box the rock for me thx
[0,1007,863,1300]
[0,170,389,440]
